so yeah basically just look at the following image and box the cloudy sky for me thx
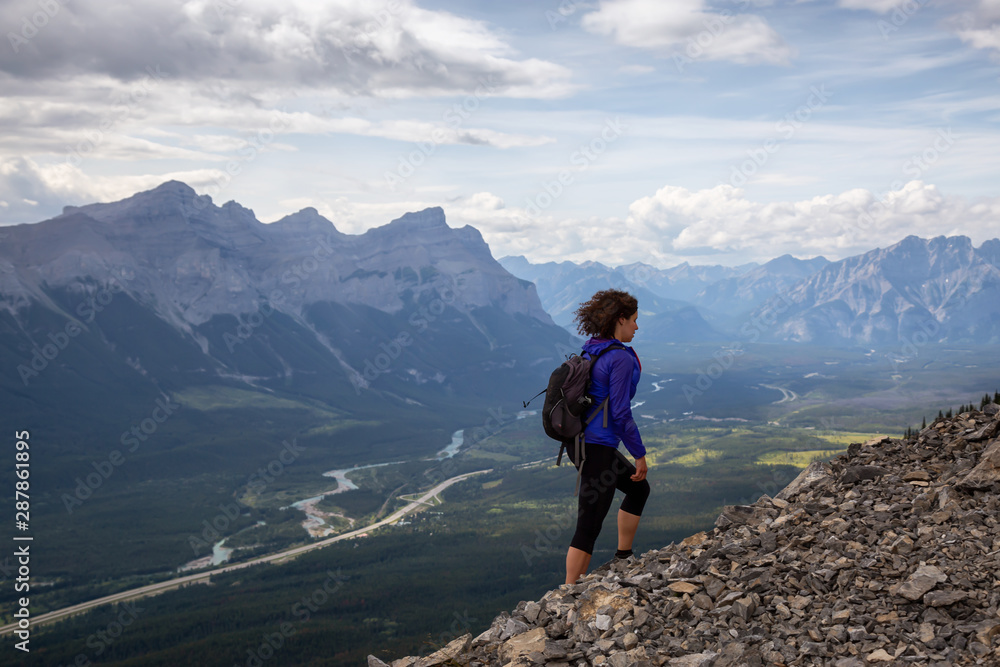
[1,0,998,267]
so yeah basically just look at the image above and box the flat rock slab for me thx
[956,439,1000,489]
[498,627,546,664]
[924,590,967,607]
[776,461,832,500]
[895,564,947,601]
[667,581,701,594]
[866,649,895,662]
[414,634,472,667]
[669,652,718,667]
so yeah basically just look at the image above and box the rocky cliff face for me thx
[1,181,551,327]
[375,404,1000,666]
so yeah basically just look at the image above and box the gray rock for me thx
[955,438,1000,490]
[799,641,827,656]
[924,590,967,607]
[414,633,471,667]
[775,461,832,500]
[834,659,864,667]
[502,618,530,640]
[383,413,1000,667]
[523,601,541,623]
[840,465,890,485]
[668,653,718,667]
[896,564,948,601]
[608,653,631,667]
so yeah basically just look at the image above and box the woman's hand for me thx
[631,456,647,482]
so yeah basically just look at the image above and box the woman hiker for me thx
[564,289,650,585]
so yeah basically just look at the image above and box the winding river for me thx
[179,419,537,569]
[182,429,471,570]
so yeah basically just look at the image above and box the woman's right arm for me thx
[631,456,647,481]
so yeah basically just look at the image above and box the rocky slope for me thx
[374,404,1000,666]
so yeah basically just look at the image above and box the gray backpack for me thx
[524,343,624,493]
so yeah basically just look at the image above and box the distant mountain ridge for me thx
[693,254,830,327]
[497,256,722,343]
[502,235,1000,346]
[619,260,757,302]
[5,182,550,326]
[756,235,1000,345]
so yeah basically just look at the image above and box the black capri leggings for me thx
[565,441,650,555]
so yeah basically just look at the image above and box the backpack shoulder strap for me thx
[586,342,626,361]
[582,343,627,427]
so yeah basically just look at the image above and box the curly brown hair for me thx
[573,289,638,339]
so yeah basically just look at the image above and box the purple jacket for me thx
[581,337,645,459]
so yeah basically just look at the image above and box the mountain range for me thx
[4,181,1000,434]
[501,235,1000,346]
[496,255,723,343]
[3,181,998,440]
[762,235,1000,345]
[0,181,576,478]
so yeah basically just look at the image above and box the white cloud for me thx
[957,24,1000,52]
[0,0,575,99]
[836,0,1000,55]
[617,64,655,75]
[0,156,229,224]
[258,180,1000,268]
[0,71,554,182]
[581,0,794,65]
[837,0,914,13]
[954,0,1000,55]
[624,181,1000,263]
[384,182,1000,267]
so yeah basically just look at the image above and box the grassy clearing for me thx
[755,449,844,467]
[811,431,889,446]
[302,420,367,436]
[666,448,724,466]
[172,384,344,417]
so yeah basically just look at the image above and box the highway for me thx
[0,468,492,635]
